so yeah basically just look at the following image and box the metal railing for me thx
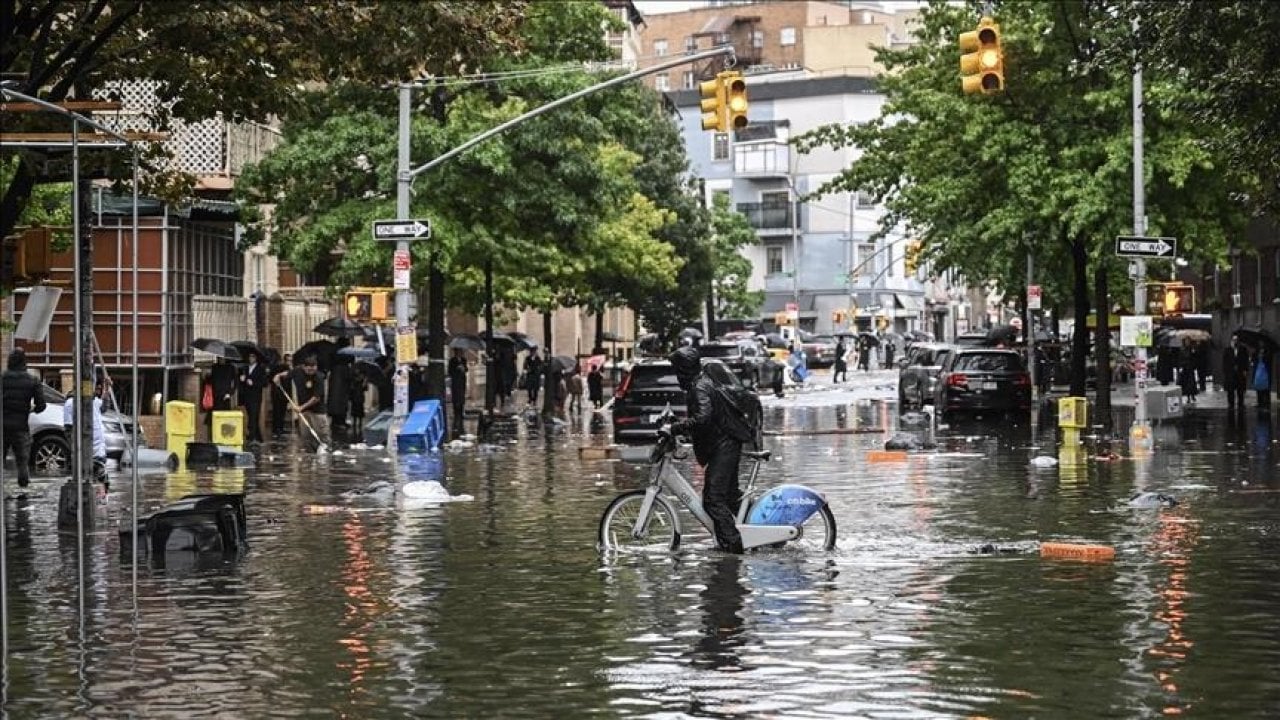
[736,201,795,230]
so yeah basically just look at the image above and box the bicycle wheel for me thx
[598,491,681,552]
[789,503,838,551]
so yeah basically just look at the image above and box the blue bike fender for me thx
[747,484,827,526]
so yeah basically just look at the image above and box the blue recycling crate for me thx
[396,400,444,454]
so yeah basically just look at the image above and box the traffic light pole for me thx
[1130,33,1151,455]
[391,46,736,425]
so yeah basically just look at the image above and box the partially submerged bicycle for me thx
[598,424,837,552]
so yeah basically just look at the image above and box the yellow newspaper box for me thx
[211,410,245,450]
[165,400,196,455]
[1058,396,1087,430]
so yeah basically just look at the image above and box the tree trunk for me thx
[0,158,36,242]
[593,310,604,355]
[1094,255,1112,422]
[483,260,495,417]
[542,310,555,418]
[427,258,446,402]
[1069,234,1090,397]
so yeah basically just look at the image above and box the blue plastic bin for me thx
[396,400,445,453]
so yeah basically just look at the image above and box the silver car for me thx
[27,383,146,475]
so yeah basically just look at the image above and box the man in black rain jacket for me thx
[668,346,762,554]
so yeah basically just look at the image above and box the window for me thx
[653,39,668,56]
[685,35,697,52]
[767,247,784,275]
[713,133,730,161]
[682,71,695,90]
[655,73,670,91]
[752,30,764,48]
[761,190,789,208]
[857,243,875,272]
[716,32,731,45]
[780,27,796,46]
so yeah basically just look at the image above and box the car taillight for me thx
[946,373,968,387]
[614,372,632,399]
[1014,372,1031,386]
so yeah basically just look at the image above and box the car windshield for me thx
[629,366,682,390]
[953,353,1024,372]
[699,345,742,359]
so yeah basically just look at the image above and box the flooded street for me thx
[4,372,1280,718]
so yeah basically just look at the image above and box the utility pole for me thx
[1130,22,1152,455]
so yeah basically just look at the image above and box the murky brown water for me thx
[4,395,1280,718]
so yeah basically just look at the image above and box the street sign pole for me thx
[392,86,413,441]
[1130,42,1152,457]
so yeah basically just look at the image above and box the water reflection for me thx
[690,556,748,672]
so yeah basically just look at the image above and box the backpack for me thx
[702,360,763,447]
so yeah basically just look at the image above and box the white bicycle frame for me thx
[632,439,798,550]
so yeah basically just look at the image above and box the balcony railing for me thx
[736,202,795,231]
[734,140,790,177]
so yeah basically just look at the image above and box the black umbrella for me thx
[337,346,380,360]
[353,359,389,383]
[295,340,338,370]
[760,332,788,349]
[549,355,578,373]
[858,331,881,347]
[1234,325,1276,350]
[986,324,1019,345]
[484,330,515,346]
[313,316,364,338]
[678,327,704,341]
[192,338,242,361]
[229,340,265,362]
[508,331,538,352]
[449,333,486,352]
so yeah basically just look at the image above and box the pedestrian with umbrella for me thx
[327,339,353,440]
[523,350,544,409]
[833,336,848,383]
[1223,336,1249,412]
[448,347,468,432]
[237,348,268,445]
[587,359,604,410]
[269,351,292,438]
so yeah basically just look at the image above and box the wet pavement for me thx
[4,369,1280,718]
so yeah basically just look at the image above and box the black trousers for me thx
[702,438,744,552]
[2,428,32,484]
[1227,385,1245,409]
[243,393,264,443]
[271,393,288,436]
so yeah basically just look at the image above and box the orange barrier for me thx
[301,504,347,515]
[1039,542,1116,562]
[866,450,909,463]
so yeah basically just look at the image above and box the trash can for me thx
[210,410,244,450]
[1144,386,1183,421]
[165,400,196,456]
[1058,396,1088,429]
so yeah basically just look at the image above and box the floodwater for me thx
[4,383,1280,718]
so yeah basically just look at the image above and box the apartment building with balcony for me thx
[636,1,988,337]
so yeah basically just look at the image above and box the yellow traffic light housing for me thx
[725,72,748,131]
[345,289,390,323]
[959,17,1004,95]
[1162,283,1195,315]
[699,71,748,133]
[904,241,923,275]
[699,76,726,132]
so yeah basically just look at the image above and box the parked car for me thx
[933,348,1032,420]
[897,343,954,410]
[611,359,687,444]
[701,339,772,388]
[28,383,146,475]
[798,330,839,368]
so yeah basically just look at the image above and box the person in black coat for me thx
[523,352,544,407]
[327,356,352,440]
[448,349,468,430]
[587,364,604,409]
[2,348,47,488]
[238,349,269,444]
[1222,337,1249,412]
[269,352,292,438]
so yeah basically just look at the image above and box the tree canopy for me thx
[795,0,1249,394]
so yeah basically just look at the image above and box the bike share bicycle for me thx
[597,412,837,552]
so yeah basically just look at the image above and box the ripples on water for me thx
[4,400,1280,717]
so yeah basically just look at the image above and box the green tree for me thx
[795,0,1248,395]
[708,193,764,322]
[0,0,528,240]
[1121,1,1280,215]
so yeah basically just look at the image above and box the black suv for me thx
[611,359,687,443]
[933,348,1032,420]
[898,343,953,410]
[699,340,769,388]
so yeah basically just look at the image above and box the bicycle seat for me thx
[743,450,771,461]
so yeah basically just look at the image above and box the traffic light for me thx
[699,71,748,133]
[724,71,748,131]
[959,17,1004,95]
[1162,283,1195,315]
[904,241,923,275]
[699,75,727,132]
[832,309,846,324]
[345,289,389,323]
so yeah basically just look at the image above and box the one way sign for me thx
[372,219,432,241]
[1115,235,1177,259]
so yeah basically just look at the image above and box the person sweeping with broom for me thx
[273,354,330,452]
